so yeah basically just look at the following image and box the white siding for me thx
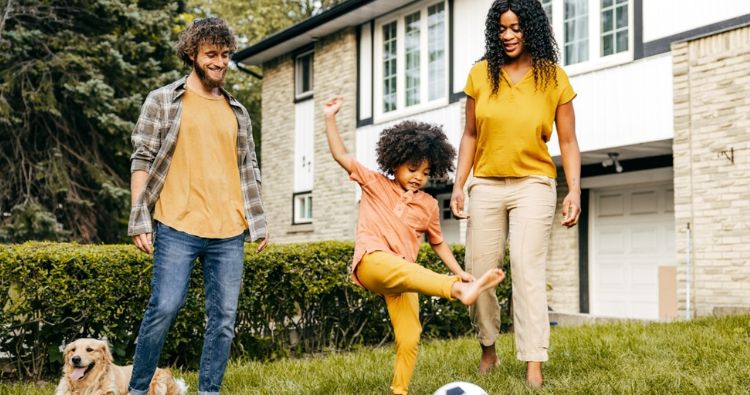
[452,0,490,94]
[294,99,315,192]
[548,53,674,156]
[643,0,750,42]
[359,22,373,120]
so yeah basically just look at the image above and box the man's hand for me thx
[132,233,153,254]
[450,188,469,219]
[256,230,270,253]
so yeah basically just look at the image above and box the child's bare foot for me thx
[526,361,543,389]
[452,269,505,305]
[478,344,499,374]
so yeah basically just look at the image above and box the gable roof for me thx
[232,0,404,65]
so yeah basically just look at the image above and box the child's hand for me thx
[459,271,475,282]
[323,96,343,118]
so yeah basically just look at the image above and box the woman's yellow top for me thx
[464,60,576,179]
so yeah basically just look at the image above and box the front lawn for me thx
[3,314,748,394]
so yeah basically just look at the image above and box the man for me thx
[127,17,268,395]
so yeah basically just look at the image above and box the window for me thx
[382,21,397,113]
[295,51,313,100]
[564,0,589,65]
[551,0,632,71]
[375,1,448,118]
[600,0,628,56]
[441,198,452,220]
[541,0,553,25]
[293,192,312,224]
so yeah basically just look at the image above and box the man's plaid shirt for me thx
[128,76,267,242]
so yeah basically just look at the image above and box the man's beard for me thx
[194,62,225,89]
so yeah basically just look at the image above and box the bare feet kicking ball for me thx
[451,269,505,305]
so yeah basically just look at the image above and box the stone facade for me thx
[261,28,359,243]
[546,178,581,313]
[672,26,750,317]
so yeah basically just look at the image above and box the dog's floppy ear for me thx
[99,340,114,364]
[62,340,77,357]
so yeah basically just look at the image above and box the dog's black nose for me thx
[72,356,81,365]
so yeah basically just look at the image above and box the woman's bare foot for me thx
[478,344,500,374]
[526,361,543,389]
[451,269,505,305]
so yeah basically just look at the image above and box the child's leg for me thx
[358,251,456,298]
[358,251,505,305]
[385,292,421,395]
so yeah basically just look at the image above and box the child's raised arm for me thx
[322,96,355,174]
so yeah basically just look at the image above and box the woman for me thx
[450,0,581,388]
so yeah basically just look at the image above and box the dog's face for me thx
[62,338,112,382]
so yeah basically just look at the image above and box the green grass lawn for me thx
[3,314,749,394]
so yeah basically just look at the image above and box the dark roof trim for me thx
[232,0,376,64]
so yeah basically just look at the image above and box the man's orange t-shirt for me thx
[349,160,443,286]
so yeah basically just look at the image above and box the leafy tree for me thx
[0,0,185,242]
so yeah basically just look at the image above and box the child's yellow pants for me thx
[357,251,460,395]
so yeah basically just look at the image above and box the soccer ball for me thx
[432,381,488,395]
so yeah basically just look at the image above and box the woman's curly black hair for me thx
[176,17,237,67]
[482,0,559,94]
[376,120,456,179]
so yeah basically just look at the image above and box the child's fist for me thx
[323,96,343,117]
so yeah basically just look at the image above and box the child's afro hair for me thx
[376,120,456,179]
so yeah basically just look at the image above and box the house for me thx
[232,0,750,321]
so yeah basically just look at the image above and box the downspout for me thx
[685,222,692,320]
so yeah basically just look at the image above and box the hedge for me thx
[0,241,511,380]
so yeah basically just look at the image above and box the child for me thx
[323,96,505,395]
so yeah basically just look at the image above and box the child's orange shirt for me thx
[349,160,443,286]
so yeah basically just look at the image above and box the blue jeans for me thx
[129,222,246,395]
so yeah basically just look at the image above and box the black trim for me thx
[449,91,465,103]
[578,189,590,314]
[357,117,374,127]
[642,13,750,58]
[580,154,672,178]
[370,19,375,123]
[448,0,455,103]
[235,63,263,79]
[356,24,362,124]
[633,0,643,60]
[232,0,378,63]
[291,191,313,225]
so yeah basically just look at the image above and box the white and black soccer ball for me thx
[432,381,489,395]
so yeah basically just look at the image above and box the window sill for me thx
[287,223,314,234]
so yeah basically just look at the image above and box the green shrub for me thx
[0,241,511,380]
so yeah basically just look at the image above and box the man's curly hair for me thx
[176,17,237,67]
[483,0,559,95]
[376,121,456,179]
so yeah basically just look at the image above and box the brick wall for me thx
[260,28,358,243]
[672,26,750,317]
[546,178,581,313]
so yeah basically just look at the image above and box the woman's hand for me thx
[450,187,469,219]
[561,191,581,228]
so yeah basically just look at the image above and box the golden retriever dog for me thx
[54,338,187,395]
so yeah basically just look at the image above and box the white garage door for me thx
[590,182,675,319]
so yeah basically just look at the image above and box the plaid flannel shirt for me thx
[128,76,267,242]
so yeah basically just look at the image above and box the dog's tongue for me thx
[70,367,86,381]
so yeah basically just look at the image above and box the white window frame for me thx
[295,50,314,100]
[293,191,313,225]
[373,0,449,123]
[551,0,633,75]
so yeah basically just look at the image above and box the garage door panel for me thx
[591,182,675,320]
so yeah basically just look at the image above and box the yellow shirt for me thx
[154,88,248,238]
[464,60,576,178]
